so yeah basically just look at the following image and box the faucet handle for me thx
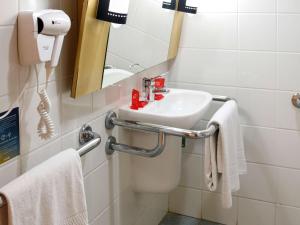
[142,77,151,90]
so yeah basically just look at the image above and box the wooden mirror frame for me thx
[72,0,184,98]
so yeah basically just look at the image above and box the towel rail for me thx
[0,124,101,208]
[105,95,234,157]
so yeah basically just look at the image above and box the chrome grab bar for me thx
[106,132,166,157]
[77,125,101,157]
[105,95,234,157]
[0,125,101,208]
[106,112,218,139]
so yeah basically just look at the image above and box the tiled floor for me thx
[159,213,223,225]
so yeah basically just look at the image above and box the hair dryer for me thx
[18,9,71,68]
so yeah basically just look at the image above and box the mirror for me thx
[102,0,175,88]
[72,0,183,98]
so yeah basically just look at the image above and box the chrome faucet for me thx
[142,77,154,102]
[142,77,169,102]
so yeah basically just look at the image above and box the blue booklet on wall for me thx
[0,107,20,165]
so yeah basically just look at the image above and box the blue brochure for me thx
[0,107,20,165]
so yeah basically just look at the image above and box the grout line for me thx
[168,80,300,93]
[179,46,300,54]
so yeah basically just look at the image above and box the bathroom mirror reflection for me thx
[102,0,175,88]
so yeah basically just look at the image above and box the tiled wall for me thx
[168,0,300,225]
[0,1,169,225]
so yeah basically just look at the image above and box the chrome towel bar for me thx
[105,95,233,157]
[78,124,101,157]
[0,124,101,208]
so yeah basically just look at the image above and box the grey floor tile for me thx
[159,213,223,225]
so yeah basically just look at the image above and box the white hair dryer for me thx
[18,9,71,68]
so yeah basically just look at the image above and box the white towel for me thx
[0,149,88,225]
[204,100,247,208]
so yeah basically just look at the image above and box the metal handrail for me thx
[108,115,218,139]
[106,132,166,157]
[105,95,233,157]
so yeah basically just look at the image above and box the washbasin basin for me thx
[119,88,212,129]
[102,68,134,88]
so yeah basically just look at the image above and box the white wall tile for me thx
[171,49,238,86]
[238,198,275,225]
[0,0,18,25]
[277,53,300,92]
[169,187,202,219]
[278,0,300,13]
[0,158,21,188]
[184,129,205,155]
[202,191,238,225]
[180,13,238,49]
[239,14,276,51]
[276,91,300,131]
[276,205,300,225]
[19,0,60,11]
[236,88,276,127]
[84,161,115,222]
[238,0,276,12]
[238,51,276,89]
[278,15,300,53]
[0,26,19,97]
[242,126,276,164]
[60,78,93,135]
[238,163,277,202]
[198,0,238,13]
[21,138,61,172]
[273,129,300,169]
[242,126,300,169]
[179,153,204,189]
[277,167,300,207]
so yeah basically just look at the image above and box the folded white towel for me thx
[204,100,247,208]
[0,149,88,225]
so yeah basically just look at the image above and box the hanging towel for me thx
[204,100,247,208]
[0,149,88,225]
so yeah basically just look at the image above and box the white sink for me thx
[119,88,212,129]
[118,88,212,194]
[102,68,134,88]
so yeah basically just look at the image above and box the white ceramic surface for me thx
[119,88,212,129]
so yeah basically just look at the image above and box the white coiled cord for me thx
[35,65,55,140]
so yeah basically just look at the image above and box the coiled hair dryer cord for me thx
[35,65,55,140]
